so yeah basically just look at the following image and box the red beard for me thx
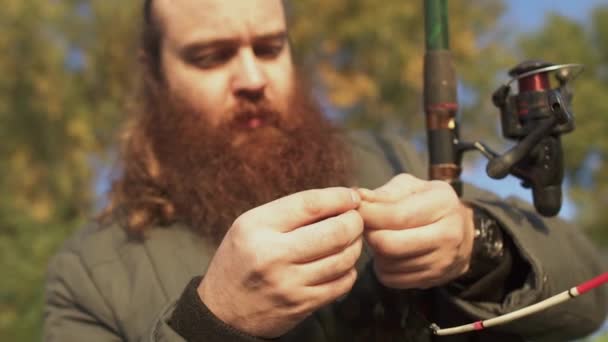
[142,82,353,243]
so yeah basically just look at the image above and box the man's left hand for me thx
[357,174,475,290]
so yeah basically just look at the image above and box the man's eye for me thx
[254,43,284,59]
[193,48,236,68]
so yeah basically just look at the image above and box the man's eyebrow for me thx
[252,31,288,43]
[179,38,240,59]
[179,31,288,58]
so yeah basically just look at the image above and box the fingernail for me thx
[350,189,361,204]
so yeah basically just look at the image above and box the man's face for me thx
[117,0,351,240]
[155,0,294,128]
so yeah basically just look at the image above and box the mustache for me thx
[229,100,282,130]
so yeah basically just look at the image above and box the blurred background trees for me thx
[0,0,606,340]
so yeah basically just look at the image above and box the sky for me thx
[461,0,607,220]
[504,0,607,31]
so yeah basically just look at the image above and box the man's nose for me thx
[232,49,267,100]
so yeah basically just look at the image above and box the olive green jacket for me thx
[44,131,607,342]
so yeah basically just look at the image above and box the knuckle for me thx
[324,271,357,304]
[392,173,416,188]
[348,269,358,285]
[272,283,301,308]
[296,300,317,317]
[244,250,277,289]
[329,217,350,244]
[416,272,440,289]
[245,266,268,289]
[431,179,453,194]
[349,211,364,233]
[340,270,358,292]
[289,303,314,321]
[375,246,391,259]
[228,223,252,252]
[376,272,397,288]
[460,262,471,275]
[441,225,463,246]
[352,238,364,259]
[434,257,459,280]
[366,234,382,253]
[372,258,388,274]
[429,273,448,288]
[334,254,353,273]
[249,251,271,278]
[343,244,361,269]
[455,260,468,274]
[376,237,398,258]
[342,211,364,239]
[365,235,379,251]
[395,173,415,183]
[429,179,448,189]
[246,236,280,277]
[300,190,323,217]
[393,206,412,226]
[435,258,453,276]
[435,181,460,205]
[231,215,249,234]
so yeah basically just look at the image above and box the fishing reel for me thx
[462,60,583,216]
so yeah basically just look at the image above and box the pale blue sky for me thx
[504,0,607,31]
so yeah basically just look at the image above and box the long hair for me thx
[100,0,175,235]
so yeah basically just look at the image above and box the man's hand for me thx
[357,174,475,290]
[198,188,364,338]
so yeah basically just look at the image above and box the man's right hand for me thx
[197,187,364,338]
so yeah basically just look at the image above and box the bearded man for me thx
[43,0,607,341]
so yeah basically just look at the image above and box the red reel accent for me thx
[518,72,551,93]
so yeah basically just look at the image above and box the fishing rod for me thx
[422,0,605,335]
[431,273,608,335]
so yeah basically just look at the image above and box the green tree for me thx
[0,1,139,340]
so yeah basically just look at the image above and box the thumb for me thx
[358,174,427,203]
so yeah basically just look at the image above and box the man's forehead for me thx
[154,0,287,45]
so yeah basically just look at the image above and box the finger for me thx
[305,268,358,310]
[240,187,360,233]
[365,222,456,259]
[358,174,427,203]
[285,210,364,263]
[373,252,432,274]
[375,268,441,289]
[375,265,463,290]
[295,237,363,286]
[373,249,440,275]
[359,182,458,230]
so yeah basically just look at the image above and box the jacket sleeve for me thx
[154,275,338,342]
[158,276,272,342]
[44,249,275,342]
[443,184,608,341]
